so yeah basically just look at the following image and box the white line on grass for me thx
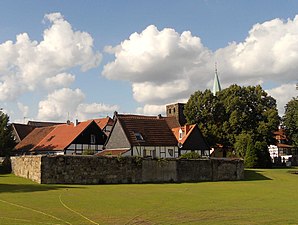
[0,216,62,225]
[0,198,72,225]
[59,194,99,225]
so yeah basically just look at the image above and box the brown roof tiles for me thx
[14,126,55,152]
[116,114,178,146]
[93,117,114,129]
[15,120,98,152]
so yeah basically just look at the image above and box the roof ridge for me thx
[116,114,174,120]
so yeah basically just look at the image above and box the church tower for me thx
[166,103,187,126]
[212,63,221,96]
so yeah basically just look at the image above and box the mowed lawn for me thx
[0,169,298,225]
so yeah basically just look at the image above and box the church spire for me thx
[213,62,221,96]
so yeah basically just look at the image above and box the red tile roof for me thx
[93,117,114,129]
[12,121,63,143]
[164,116,181,129]
[27,121,64,127]
[14,126,55,152]
[15,120,98,152]
[12,123,36,142]
[116,114,178,146]
[33,120,95,151]
[171,124,196,144]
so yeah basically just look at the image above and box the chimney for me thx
[113,111,118,120]
[66,120,71,125]
[157,114,162,119]
[74,119,79,127]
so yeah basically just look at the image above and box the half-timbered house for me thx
[14,120,107,155]
[103,112,210,158]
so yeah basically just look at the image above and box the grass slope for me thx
[0,169,298,225]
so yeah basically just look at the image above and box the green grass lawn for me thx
[0,169,298,225]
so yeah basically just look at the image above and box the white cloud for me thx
[37,88,119,121]
[17,102,29,118]
[266,84,298,115]
[132,79,190,104]
[44,73,75,90]
[0,12,101,101]
[219,17,298,82]
[37,88,85,121]
[0,75,24,101]
[103,25,211,84]
[77,103,119,120]
[136,104,166,116]
[78,103,119,114]
[103,17,298,115]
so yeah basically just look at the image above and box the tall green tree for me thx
[184,84,279,168]
[283,97,298,147]
[218,84,279,145]
[244,139,257,168]
[254,141,272,168]
[0,111,15,156]
[234,132,252,158]
[184,89,227,146]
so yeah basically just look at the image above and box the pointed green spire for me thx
[213,63,221,96]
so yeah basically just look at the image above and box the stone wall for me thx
[11,155,244,184]
[11,155,42,183]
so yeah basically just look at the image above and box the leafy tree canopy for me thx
[184,84,279,168]
[283,97,298,147]
[218,84,279,145]
[0,111,16,156]
[184,89,227,146]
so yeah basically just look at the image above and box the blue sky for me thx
[0,1,298,122]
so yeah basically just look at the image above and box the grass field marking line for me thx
[0,216,62,225]
[0,198,71,225]
[59,193,99,225]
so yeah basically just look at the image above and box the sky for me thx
[0,0,298,123]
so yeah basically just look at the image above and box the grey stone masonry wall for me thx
[11,155,42,183]
[11,155,244,184]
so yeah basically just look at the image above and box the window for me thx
[143,149,151,157]
[90,134,96,144]
[134,132,144,141]
[168,149,174,157]
[179,128,183,140]
[143,149,156,158]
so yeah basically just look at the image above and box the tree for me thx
[283,97,298,147]
[244,139,257,168]
[254,141,272,168]
[234,132,252,158]
[184,89,227,146]
[218,85,279,145]
[184,84,279,168]
[0,111,15,156]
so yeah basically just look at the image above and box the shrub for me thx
[244,142,257,168]
[82,149,95,155]
[179,152,201,159]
